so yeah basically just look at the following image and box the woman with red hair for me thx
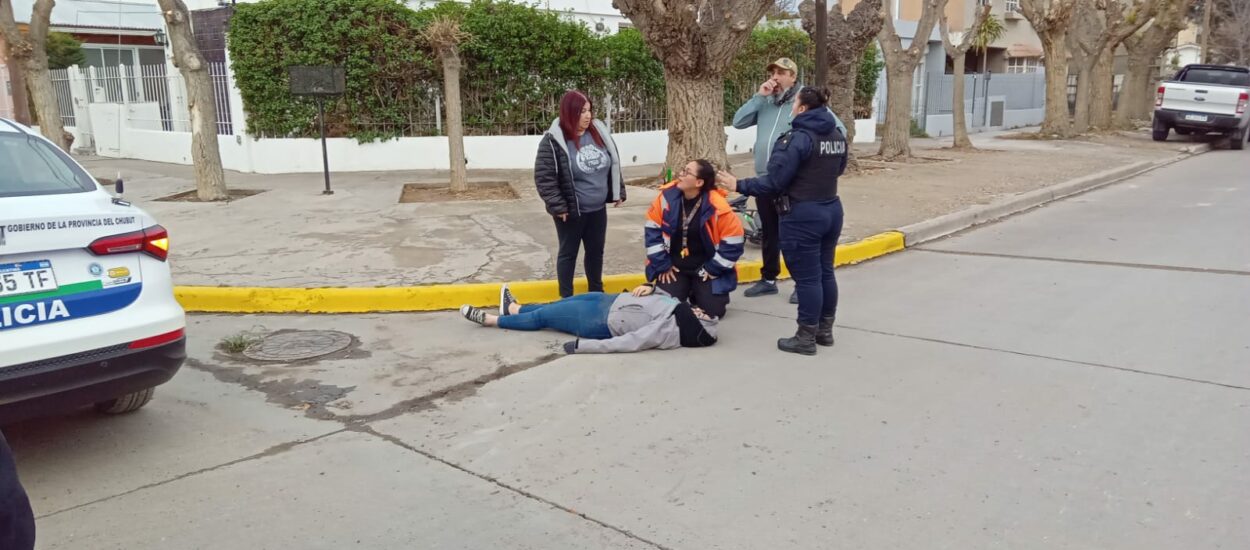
[534,90,626,298]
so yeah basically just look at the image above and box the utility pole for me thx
[815,0,828,88]
[1200,0,1213,63]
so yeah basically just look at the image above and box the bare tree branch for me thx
[941,2,992,55]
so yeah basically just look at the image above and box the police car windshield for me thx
[0,133,96,198]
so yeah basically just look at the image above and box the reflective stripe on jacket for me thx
[644,183,746,295]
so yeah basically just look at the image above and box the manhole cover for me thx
[243,330,353,362]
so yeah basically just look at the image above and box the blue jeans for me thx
[779,198,844,326]
[496,292,615,339]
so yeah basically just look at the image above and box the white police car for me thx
[0,119,185,424]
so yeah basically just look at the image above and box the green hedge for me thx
[228,0,881,141]
[228,0,432,142]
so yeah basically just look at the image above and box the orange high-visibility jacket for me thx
[644,182,746,295]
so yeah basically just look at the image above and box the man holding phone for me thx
[732,58,845,303]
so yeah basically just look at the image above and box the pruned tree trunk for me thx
[1072,63,1094,134]
[1066,0,1155,134]
[1020,0,1081,137]
[5,64,31,124]
[829,57,860,144]
[800,0,884,171]
[664,68,728,167]
[157,0,229,201]
[441,49,468,193]
[1117,0,1193,128]
[614,0,773,170]
[950,51,972,148]
[1038,33,1073,136]
[421,16,472,192]
[879,63,916,158]
[1,0,68,150]
[878,0,947,160]
[1088,50,1115,130]
[940,2,992,149]
[1117,48,1161,126]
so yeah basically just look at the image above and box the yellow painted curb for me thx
[175,231,905,314]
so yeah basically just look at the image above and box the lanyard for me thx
[679,196,702,258]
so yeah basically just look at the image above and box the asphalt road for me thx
[8,147,1248,549]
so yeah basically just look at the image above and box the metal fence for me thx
[49,62,234,135]
[48,69,77,127]
[256,74,759,139]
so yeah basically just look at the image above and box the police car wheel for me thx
[94,387,156,415]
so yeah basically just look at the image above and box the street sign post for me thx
[288,66,346,195]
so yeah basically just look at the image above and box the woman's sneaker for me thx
[460,305,487,326]
[499,284,517,316]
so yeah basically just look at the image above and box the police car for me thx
[0,119,185,424]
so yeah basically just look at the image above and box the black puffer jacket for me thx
[534,118,626,216]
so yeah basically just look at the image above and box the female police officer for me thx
[716,87,848,355]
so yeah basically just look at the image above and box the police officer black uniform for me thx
[717,87,848,355]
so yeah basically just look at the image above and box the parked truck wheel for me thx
[1152,118,1169,142]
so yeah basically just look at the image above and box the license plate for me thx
[0,260,59,298]
[1184,114,1209,122]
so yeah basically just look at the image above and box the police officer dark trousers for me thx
[717,87,848,355]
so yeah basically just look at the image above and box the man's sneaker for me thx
[789,290,799,304]
[460,305,487,326]
[499,284,517,316]
[744,280,779,297]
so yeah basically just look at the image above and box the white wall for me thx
[88,121,874,174]
[924,108,1044,137]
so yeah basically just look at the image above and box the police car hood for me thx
[791,108,837,135]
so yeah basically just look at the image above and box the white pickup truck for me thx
[1153,64,1250,150]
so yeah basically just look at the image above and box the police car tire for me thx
[94,387,155,415]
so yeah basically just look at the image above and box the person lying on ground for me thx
[459,283,718,353]
[645,159,745,319]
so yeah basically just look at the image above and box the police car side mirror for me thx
[115,178,124,195]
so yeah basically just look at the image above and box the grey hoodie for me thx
[576,289,720,354]
[541,118,625,209]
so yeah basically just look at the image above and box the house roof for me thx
[1006,43,1043,58]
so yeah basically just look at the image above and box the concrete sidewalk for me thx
[77,129,1193,288]
[17,148,1248,549]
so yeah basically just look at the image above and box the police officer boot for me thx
[816,315,835,347]
[778,323,818,356]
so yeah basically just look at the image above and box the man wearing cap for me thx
[732,57,846,303]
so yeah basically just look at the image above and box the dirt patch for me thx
[156,188,265,202]
[399,182,518,203]
[858,154,958,166]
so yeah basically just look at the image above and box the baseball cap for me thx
[766,57,799,75]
